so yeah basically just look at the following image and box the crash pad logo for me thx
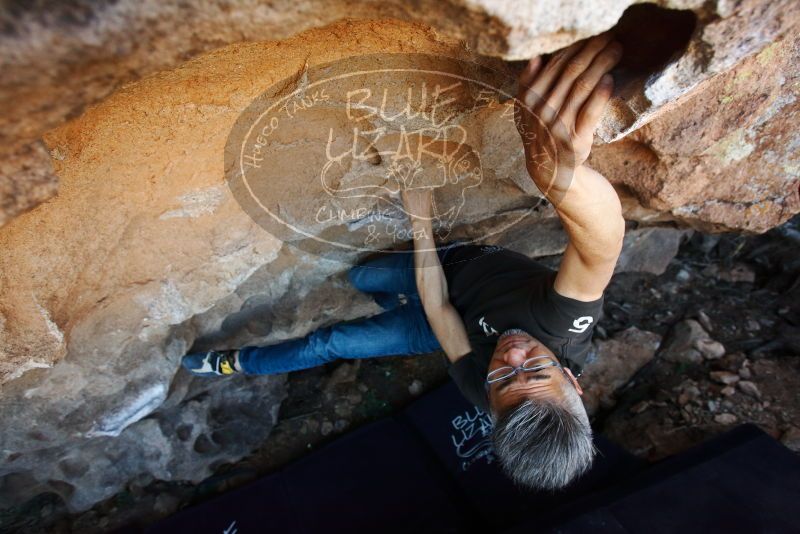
[450,406,496,471]
[226,53,556,261]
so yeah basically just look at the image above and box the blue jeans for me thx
[237,248,457,374]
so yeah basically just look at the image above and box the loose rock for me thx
[580,327,661,415]
[714,413,738,425]
[694,338,726,360]
[710,371,740,385]
[659,320,708,364]
[737,381,761,399]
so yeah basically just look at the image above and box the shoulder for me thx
[532,274,604,338]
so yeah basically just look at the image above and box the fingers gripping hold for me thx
[557,41,622,130]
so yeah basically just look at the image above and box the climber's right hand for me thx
[514,33,622,199]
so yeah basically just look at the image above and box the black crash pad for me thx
[147,381,800,534]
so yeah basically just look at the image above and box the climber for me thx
[182,33,625,490]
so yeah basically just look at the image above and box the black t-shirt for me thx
[441,244,603,412]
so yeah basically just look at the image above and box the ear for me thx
[565,368,584,396]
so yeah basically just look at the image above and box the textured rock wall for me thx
[0,0,799,513]
[2,0,799,227]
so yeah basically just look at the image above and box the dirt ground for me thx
[2,216,799,533]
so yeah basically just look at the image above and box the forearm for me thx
[408,219,471,361]
[409,220,449,309]
[545,165,624,263]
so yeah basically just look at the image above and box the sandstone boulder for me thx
[2,0,799,228]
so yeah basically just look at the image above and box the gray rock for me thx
[580,327,662,415]
[614,227,692,276]
[714,413,738,425]
[658,319,708,364]
[738,380,762,398]
[408,379,424,396]
[694,338,726,360]
[710,371,741,385]
[695,310,714,332]
[739,366,752,379]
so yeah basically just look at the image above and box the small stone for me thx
[334,419,348,432]
[659,320,708,364]
[737,380,761,399]
[710,371,740,385]
[346,392,362,404]
[745,319,761,332]
[694,338,725,360]
[358,384,368,393]
[320,421,334,436]
[763,401,770,408]
[695,310,713,332]
[630,400,651,414]
[721,386,736,397]
[408,379,424,396]
[676,269,691,282]
[707,400,718,412]
[738,366,752,379]
[678,392,691,406]
[714,413,738,425]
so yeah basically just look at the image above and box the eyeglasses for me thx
[486,355,561,385]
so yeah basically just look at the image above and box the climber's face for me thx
[486,330,582,415]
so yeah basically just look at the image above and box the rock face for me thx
[592,29,800,232]
[0,21,465,511]
[2,0,799,228]
[0,0,799,514]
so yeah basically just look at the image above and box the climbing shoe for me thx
[181,349,240,377]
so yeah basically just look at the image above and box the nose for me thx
[505,346,527,366]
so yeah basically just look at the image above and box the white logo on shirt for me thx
[568,316,594,334]
[478,316,499,336]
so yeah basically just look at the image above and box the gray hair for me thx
[492,384,594,490]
